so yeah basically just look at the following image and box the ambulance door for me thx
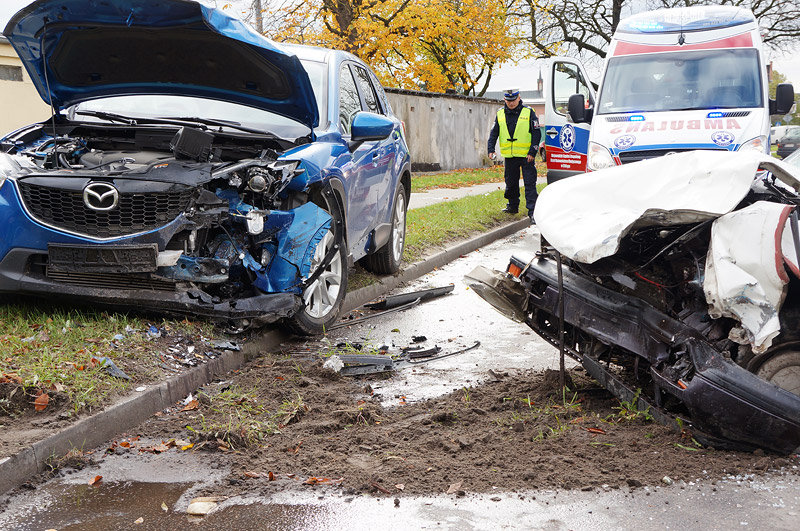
[544,58,596,183]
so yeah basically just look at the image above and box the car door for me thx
[340,62,394,253]
[352,64,396,229]
[545,58,596,182]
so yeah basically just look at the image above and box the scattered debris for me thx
[186,497,220,515]
[328,299,421,330]
[330,341,481,376]
[212,340,241,351]
[365,285,455,310]
[92,356,131,380]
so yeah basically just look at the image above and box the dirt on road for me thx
[131,348,798,497]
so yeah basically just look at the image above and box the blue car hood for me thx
[3,0,319,128]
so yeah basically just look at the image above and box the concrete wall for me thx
[386,88,545,171]
[0,37,50,136]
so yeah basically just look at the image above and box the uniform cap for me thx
[503,88,520,100]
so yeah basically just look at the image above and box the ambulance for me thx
[544,6,795,182]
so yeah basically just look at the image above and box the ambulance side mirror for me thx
[568,94,591,124]
[771,83,794,116]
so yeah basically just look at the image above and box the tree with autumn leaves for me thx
[263,0,533,96]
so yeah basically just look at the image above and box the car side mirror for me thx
[771,83,795,115]
[351,112,394,142]
[568,94,588,123]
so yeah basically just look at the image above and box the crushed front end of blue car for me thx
[0,127,334,328]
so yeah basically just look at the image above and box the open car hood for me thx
[3,0,319,128]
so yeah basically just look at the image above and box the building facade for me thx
[0,36,50,135]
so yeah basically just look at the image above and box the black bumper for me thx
[512,254,800,454]
[0,248,300,323]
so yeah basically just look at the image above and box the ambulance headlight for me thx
[739,135,768,153]
[588,142,615,171]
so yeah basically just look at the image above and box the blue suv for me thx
[0,0,411,334]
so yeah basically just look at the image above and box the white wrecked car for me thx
[467,150,800,453]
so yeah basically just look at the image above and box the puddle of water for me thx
[0,482,190,530]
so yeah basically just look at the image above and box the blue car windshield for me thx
[68,60,327,138]
[597,48,762,114]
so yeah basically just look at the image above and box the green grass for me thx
[0,301,212,415]
[412,160,547,192]
[0,303,153,413]
[412,167,505,192]
[403,188,526,261]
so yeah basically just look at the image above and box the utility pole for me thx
[253,0,263,34]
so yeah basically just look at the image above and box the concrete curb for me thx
[0,218,529,495]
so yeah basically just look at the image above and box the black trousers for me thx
[503,156,537,213]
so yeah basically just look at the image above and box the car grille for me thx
[17,182,193,239]
[45,269,177,292]
[618,148,727,164]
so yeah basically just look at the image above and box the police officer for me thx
[488,88,542,223]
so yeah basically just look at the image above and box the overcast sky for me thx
[2,0,799,91]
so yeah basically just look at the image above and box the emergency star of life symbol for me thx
[614,135,636,150]
[559,124,576,153]
[711,131,735,147]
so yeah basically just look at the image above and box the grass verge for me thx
[0,301,212,418]
[347,185,534,291]
[412,161,547,192]
[403,187,526,262]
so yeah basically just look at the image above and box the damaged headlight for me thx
[588,142,615,171]
[0,152,33,190]
[739,135,768,154]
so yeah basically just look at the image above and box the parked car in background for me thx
[0,0,411,334]
[772,125,800,146]
[777,129,800,158]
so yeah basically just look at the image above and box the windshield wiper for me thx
[159,116,269,135]
[75,111,271,136]
[75,110,138,125]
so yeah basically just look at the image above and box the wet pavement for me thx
[319,224,570,405]
[2,453,798,530]
[2,225,799,529]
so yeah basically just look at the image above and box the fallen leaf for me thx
[34,393,50,412]
[586,427,606,435]
[395,483,405,491]
[120,441,131,448]
[446,482,463,494]
[161,502,169,512]
[181,443,194,451]
[268,471,275,481]
[244,471,261,478]
[134,517,144,524]
[181,400,199,412]
[275,376,285,381]
[88,475,103,486]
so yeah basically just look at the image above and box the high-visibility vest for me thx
[497,106,532,158]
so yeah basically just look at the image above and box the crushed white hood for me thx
[534,150,793,264]
[704,201,794,353]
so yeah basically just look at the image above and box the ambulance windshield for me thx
[597,48,762,114]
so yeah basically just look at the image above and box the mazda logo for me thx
[83,182,119,211]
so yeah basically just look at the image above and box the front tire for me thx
[286,229,348,335]
[754,348,800,397]
[363,183,407,275]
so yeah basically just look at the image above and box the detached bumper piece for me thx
[468,257,800,454]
